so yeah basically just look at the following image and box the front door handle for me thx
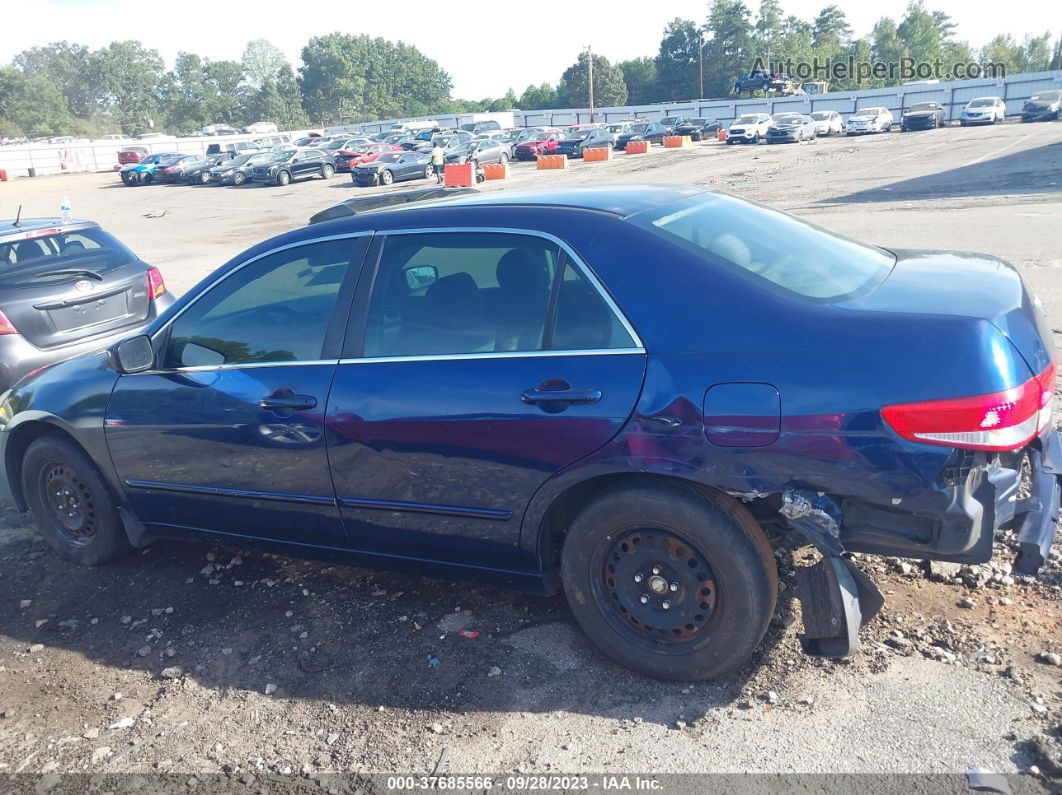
[260,394,318,412]
[521,387,602,405]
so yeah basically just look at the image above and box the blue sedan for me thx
[1,186,1058,681]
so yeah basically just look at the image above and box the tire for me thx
[423,164,433,180]
[752,132,760,144]
[380,169,394,186]
[320,164,335,179]
[232,171,246,186]
[197,172,209,184]
[276,170,290,186]
[21,435,131,566]
[560,482,777,681]
[499,153,508,164]
[142,172,154,185]
[121,173,133,186]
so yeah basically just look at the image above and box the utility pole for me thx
[585,45,595,121]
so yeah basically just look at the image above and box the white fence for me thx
[2,69,1060,179]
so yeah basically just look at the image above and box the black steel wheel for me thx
[561,482,776,680]
[21,435,131,565]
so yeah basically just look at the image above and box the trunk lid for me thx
[838,249,1055,375]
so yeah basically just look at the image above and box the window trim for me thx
[342,226,645,363]
[135,231,372,375]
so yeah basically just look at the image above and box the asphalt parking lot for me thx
[1,121,1061,788]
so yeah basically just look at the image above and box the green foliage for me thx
[0,66,72,136]
[93,40,166,135]
[559,52,627,109]
[656,19,703,101]
[241,40,287,89]
[518,83,563,110]
[618,58,660,105]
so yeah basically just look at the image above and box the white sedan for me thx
[810,110,844,136]
[960,97,1006,125]
[846,107,894,135]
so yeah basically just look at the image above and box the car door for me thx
[325,230,646,570]
[105,234,370,546]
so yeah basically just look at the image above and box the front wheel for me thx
[752,132,760,144]
[380,169,394,185]
[320,164,335,179]
[561,483,777,680]
[232,171,246,186]
[22,435,131,566]
[276,170,290,186]
[197,171,209,184]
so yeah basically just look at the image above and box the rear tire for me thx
[320,164,335,179]
[560,482,777,680]
[21,435,131,566]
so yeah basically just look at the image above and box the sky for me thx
[3,0,1056,98]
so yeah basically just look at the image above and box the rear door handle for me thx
[259,395,318,411]
[521,387,602,405]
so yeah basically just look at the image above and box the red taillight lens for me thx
[0,309,18,335]
[146,266,166,301]
[882,363,1057,451]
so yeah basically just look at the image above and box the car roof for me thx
[0,218,98,238]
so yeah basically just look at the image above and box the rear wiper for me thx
[30,268,104,281]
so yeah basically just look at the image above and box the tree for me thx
[0,67,71,136]
[702,0,754,97]
[1019,33,1054,72]
[754,0,785,53]
[897,1,941,65]
[931,11,957,42]
[618,58,659,105]
[871,18,906,65]
[241,39,287,89]
[246,64,309,129]
[656,18,702,100]
[93,40,166,134]
[812,5,852,52]
[13,42,98,118]
[558,51,627,109]
[518,82,561,110]
[299,34,451,124]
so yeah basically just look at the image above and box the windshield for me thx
[1031,92,1060,102]
[772,114,801,124]
[810,112,830,120]
[530,132,550,141]
[968,99,995,107]
[629,124,650,134]
[733,115,760,124]
[661,117,681,125]
[0,227,135,280]
[224,154,253,167]
[909,103,936,112]
[632,193,894,301]
[852,108,883,118]
[373,153,401,164]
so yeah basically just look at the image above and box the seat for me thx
[394,272,493,355]
[492,248,550,351]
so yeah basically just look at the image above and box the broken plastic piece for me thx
[457,629,479,639]
[427,655,441,668]
[965,768,1011,794]
[728,490,768,503]
[780,489,843,555]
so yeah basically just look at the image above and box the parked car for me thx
[514,131,560,161]
[335,143,403,172]
[251,149,336,186]
[206,141,260,157]
[900,102,946,131]
[352,150,433,186]
[5,185,1057,682]
[0,217,173,393]
[846,106,894,135]
[733,71,793,95]
[446,139,510,166]
[118,152,182,185]
[726,113,771,144]
[459,120,501,133]
[185,153,238,185]
[117,146,148,165]
[809,110,844,136]
[673,118,723,141]
[402,130,439,151]
[208,152,275,186]
[252,134,292,149]
[243,121,278,135]
[658,116,687,135]
[555,127,614,158]
[319,137,370,158]
[960,97,1006,125]
[765,113,817,143]
[1021,91,1061,122]
[614,122,667,149]
[157,155,209,183]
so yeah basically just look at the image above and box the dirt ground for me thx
[1,121,1061,791]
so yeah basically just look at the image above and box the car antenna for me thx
[13,204,22,227]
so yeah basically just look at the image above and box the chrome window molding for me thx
[129,359,339,376]
[338,348,644,366]
[373,226,645,352]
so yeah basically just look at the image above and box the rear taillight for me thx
[146,266,166,301]
[882,363,1057,451]
[0,309,18,336]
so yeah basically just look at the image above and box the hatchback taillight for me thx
[146,266,167,301]
[881,363,1057,451]
[0,309,18,335]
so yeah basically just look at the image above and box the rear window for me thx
[0,227,135,284]
[631,193,894,301]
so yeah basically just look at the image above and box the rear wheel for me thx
[142,172,154,185]
[320,164,335,179]
[560,483,777,680]
[21,435,131,566]
[423,164,433,179]
[499,153,508,164]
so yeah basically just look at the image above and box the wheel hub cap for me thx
[42,463,97,542]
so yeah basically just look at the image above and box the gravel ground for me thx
[1,120,1061,790]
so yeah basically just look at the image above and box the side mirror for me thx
[404,265,438,291]
[113,335,155,373]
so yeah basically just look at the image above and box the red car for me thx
[514,132,560,161]
[335,143,403,172]
[117,146,148,165]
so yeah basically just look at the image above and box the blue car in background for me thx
[119,152,182,186]
[0,186,1058,681]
